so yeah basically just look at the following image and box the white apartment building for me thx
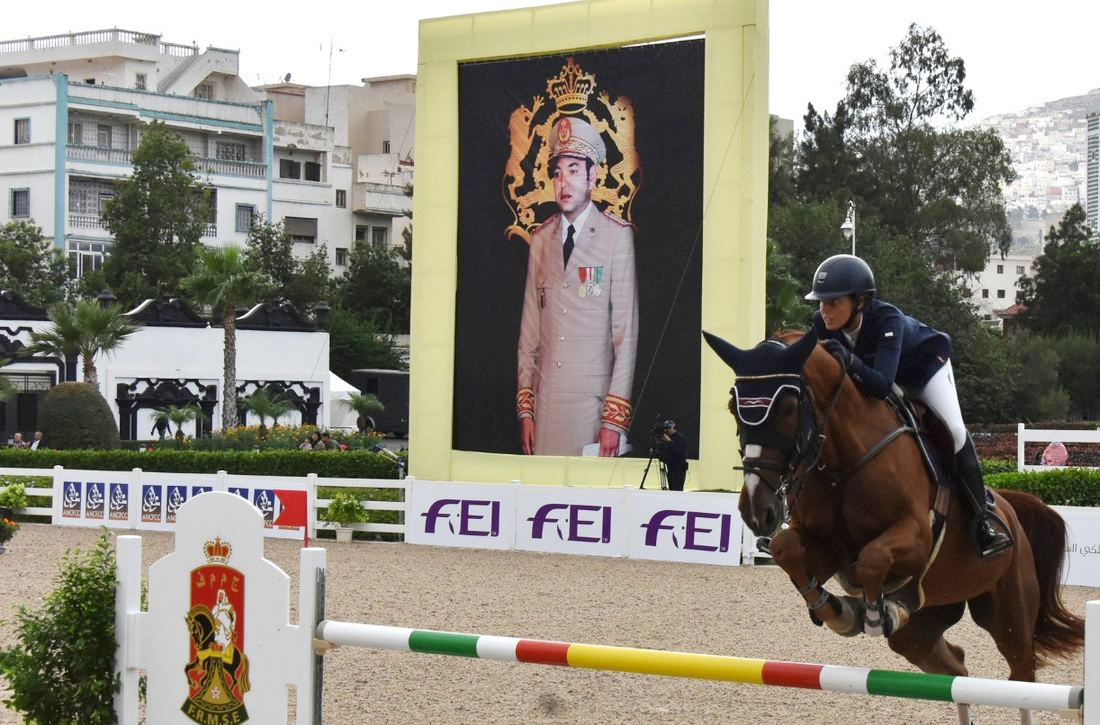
[1087,112,1098,238]
[0,29,415,277]
[970,253,1036,324]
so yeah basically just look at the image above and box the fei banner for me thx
[406,480,743,566]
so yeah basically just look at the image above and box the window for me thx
[336,189,347,208]
[1016,265,1025,275]
[69,180,115,214]
[14,118,30,145]
[372,227,388,247]
[135,73,147,91]
[217,142,246,161]
[10,189,30,217]
[304,161,321,182]
[68,121,83,145]
[996,264,1004,274]
[997,290,1006,299]
[279,159,301,179]
[193,83,215,100]
[284,216,317,243]
[981,289,989,299]
[235,204,255,233]
[84,77,96,85]
[68,241,106,279]
[335,247,349,266]
[355,225,369,242]
[97,124,112,149]
[382,140,391,154]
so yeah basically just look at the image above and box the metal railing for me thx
[67,146,266,179]
[0,29,196,56]
[67,145,132,164]
[68,213,108,229]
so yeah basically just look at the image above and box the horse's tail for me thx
[999,489,1085,663]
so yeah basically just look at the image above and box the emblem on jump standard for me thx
[181,536,251,724]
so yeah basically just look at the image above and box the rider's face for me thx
[819,296,858,332]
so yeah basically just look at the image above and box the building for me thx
[1088,112,1099,239]
[0,28,415,276]
[968,252,1036,326]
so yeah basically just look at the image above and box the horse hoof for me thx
[824,595,863,637]
[863,599,909,637]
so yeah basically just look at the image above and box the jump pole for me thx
[316,620,1086,715]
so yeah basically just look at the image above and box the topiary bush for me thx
[39,382,120,450]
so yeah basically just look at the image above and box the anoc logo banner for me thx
[61,481,83,519]
[166,485,188,523]
[109,483,129,522]
[85,482,106,519]
[515,486,626,557]
[407,481,515,550]
[142,485,164,523]
[627,491,743,565]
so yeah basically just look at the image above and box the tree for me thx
[341,392,385,434]
[240,388,295,437]
[764,239,811,333]
[183,245,269,429]
[100,121,210,307]
[1050,333,1100,420]
[1006,331,1069,421]
[798,25,1016,272]
[0,221,70,306]
[243,216,331,313]
[1017,204,1100,336]
[326,307,406,378]
[27,300,141,389]
[336,242,410,334]
[155,404,209,444]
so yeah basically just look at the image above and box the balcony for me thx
[67,146,266,179]
[69,213,108,230]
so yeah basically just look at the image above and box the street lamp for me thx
[840,200,856,255]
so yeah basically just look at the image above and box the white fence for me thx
[1017,423,1100,472]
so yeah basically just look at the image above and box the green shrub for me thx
[988,468,1100,507]
[0,447,402,478]
[0,481,28,510]
[0,531,118,724]
[322,491,366,525]
[39,382,120,450]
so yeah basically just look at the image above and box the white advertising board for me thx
[406,481,516,550]
[626,490,743,565]
[514,485,629,557]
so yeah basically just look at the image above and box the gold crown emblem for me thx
[204,536,232,564]
[546,57,596,113]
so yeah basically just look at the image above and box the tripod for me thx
[638,440,669,490]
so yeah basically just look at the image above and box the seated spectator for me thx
[321,432,341,450]
[30,431,44,450]
[310,432,325,451]
[1040,441,1069,467]
[299,437,313,450]
[10,433,28,449]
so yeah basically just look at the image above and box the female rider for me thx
[805,254,1012,558]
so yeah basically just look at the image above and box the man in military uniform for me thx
[516,116,639,456]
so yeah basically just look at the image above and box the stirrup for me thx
[975,516,1013,558]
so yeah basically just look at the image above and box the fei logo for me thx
[421,499,500,537]
[527,504,612,543]
[641,510,733,552]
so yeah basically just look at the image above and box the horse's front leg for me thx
[769,527,862,636]
[856,516,930,636]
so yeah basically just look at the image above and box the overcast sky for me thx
[4,0,1098,124]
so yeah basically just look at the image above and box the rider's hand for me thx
[821,338,852,367]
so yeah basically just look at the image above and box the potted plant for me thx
[0,515,19,553]
[323,492,365,543]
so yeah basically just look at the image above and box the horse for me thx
[703,329,1084,725]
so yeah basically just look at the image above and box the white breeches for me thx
[904,359,967,453]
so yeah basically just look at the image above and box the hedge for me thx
[0,448,401,479]
[987,468,1100,507]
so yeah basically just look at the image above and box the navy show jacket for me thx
[811,298,951,399]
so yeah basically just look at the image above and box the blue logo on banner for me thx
[109,483,129,522]
[142,485,163,522]
[228,487,249,499]
[166,485,188,521]
[253,489,274,523]
[86,482,106,519]
[62,481,82,519]
[191,485,213,497]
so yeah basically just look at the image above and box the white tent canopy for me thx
[328,371,361,432]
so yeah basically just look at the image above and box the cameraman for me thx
[655,419,688,491]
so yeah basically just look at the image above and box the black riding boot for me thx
[955,437,1013,558]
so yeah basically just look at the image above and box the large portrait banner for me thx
[453,40,705,462]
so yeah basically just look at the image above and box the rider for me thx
[805,254,1012,558]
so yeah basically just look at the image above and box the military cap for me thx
[550,116,606,165]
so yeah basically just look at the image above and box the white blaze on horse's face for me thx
[742,444,763,497]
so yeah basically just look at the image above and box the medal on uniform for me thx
[578,267,589,298]
[592,266,603,297]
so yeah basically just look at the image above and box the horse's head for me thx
[186,606,216,650]
[704,330,822,537]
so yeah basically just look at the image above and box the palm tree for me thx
[154,404,208,444]
[28,300,141,389]
[182,245,268,430]
[241,388,295,438]
[341,392,384,433]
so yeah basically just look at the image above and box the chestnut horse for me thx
[704,330,1083,725]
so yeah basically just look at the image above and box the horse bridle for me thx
[732,367,846,524]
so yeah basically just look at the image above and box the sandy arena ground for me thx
[0,523,1095,724]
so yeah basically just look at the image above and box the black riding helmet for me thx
[804,254,876,301]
